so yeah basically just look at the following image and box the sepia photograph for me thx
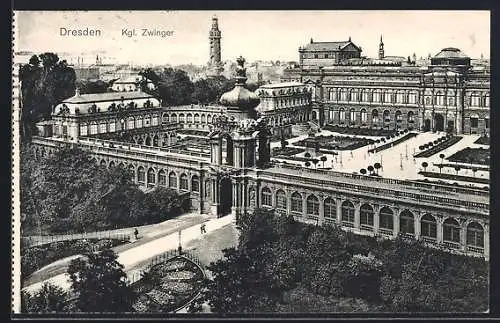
[12,10,490,316]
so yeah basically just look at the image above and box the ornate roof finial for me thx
[348,36,351,42]
[310,37,313,43]
[235,56,247,85]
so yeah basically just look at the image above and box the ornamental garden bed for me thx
[447,147,490,166]
[414,136,462,158]
[21,238,129,280]
[436,163,489,172]
[474,135,490,145]
[368,132,417,153]
[131,256,204,313]
[418,171,489,185]
[323,124,398,137]
[294,135,374,151]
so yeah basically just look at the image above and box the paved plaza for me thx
[275,130,488,188]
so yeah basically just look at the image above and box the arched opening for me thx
[147,168,156,188]
[191,175,200,193]
[400,210,414,235]
[168,171,177,188]
[145,136,152,146]
[372,109,379,125]
[261,187,272,207]
[128,164,135,180]
[360,109,367,125]
[276,190,287,212]
[443,218,461,245]
[421,214,437,240]
[220,177,232,216]
[221,133,234,166]
[153,135,159,147]
[158,169,167,187]
[360,204,374,230]
[312,110,318,120]
[434,113,444,132]
[466,222,484,250]
[171,113,177,122]
[379,207,394,234]
[109,161,115,168]
[383,110,391,128]
[424,119,431,132]
[407,111,415,128]
[100,159,107,168]
[291,192,303,214]
[324,197,336,220]
[306,195,320,217]
[341,200,355,227]
[180,173,189,191]
[137,166,146,185]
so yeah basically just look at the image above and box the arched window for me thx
[470,113,479,128]
[179,113,185,123]
[421,214,437,240]
[341,201,355,225]
[171,113,177,122]
[100,159,107,168]
[291,192,303,213]
[201,114,206,123]
[407,111,415,123]
[443,218,461,244]
[147,168,156,187]
[379,207,394,233]
[361,109,367,123]
[339,108,345,122]
[180,173,189,191]
[340,88,348,101]
[261,187,272,207]
[137,166,145,184]
[329,88,336,101]
[187,113,193,123]
[360,204,374,229]
[169,171,177,188]
[425,97,431,105]
[207,115,212,123]
[306,195,319,216]
[128,164,135,180]
[400,210,414,235]
[163,113,170,123]
[349,108,356,124]
[383,110,391,122]
[373,90,381,103]
[372,110,379,124]
[276,190,287,211]
[324,197,336,219]
[467,222,484,249]
[191,175,200,193]
[158,169,167,186]
[194,113,200,123]
[127,117,135,129]
[395,110,402,122]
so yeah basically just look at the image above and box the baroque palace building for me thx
[282,39,490,136]
[32,54,489,259]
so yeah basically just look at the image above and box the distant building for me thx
[208,16,223,77]
[299,37,362,68]
[111,75,156,92]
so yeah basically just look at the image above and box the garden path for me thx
[23,213,234,295]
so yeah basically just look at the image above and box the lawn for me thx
[447,147,490,166]
[183,224,239,267]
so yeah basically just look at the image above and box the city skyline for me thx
[15,11,490,66]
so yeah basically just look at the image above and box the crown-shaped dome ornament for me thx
[219,56,260,112]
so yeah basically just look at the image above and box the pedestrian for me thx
[202,223,207,234]
[200,224,204,234]
[134,228,139,240]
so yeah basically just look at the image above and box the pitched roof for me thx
[434,48,469,59]
[302,41,359,51]
[62,91,154,104]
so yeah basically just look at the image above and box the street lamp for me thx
[400,153,403,170]
[178,230,182,255]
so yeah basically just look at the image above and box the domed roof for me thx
[434,47,469,59]
[219,56,260,110]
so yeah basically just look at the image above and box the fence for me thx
[22,232,131,249]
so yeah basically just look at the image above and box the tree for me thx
[367,165,374,175]
[422,162,428,172]
[472,168,478,178]
[439,153,445,164]
[360,168,367,175]
[454,166,461,176]
[19,52,76,141]
[438,164,444,174]
[374,163,382,175]
[320,156,327,168]
[312,158,319,169]
[304,152,311,158]
[21,282,68,313]
[67,249,136,312]
[305,161,311,168]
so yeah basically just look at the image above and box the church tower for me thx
[379,35,385,60]
[208,15,223,76]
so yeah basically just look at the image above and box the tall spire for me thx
[378,34,385,60]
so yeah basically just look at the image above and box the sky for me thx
[14,10,490,66]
